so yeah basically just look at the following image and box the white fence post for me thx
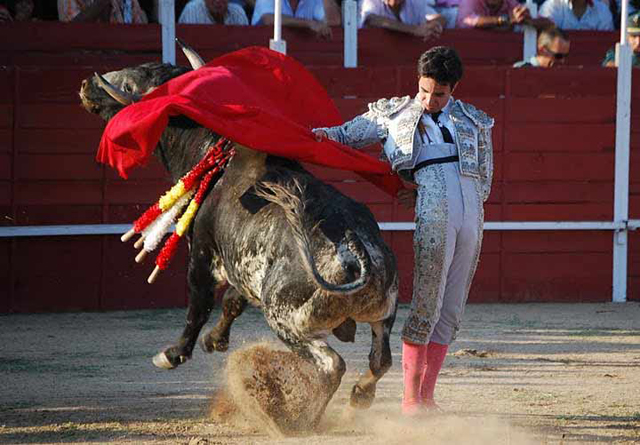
[612,0,632,303]
[343,0,358,68]
[522,0,537,61]
[159,0,176,64]
[269,0,287,54]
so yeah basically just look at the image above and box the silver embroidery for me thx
[478,126,493,202]
[316,110,386,149]
[369,95,411,116]
[401,164,448,344]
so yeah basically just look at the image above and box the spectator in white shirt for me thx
[179,0,248,24]
[539,0,613,30]
[359,0,446,40]
[251,0,340,38]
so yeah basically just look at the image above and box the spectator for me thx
[359,0,446,40]
[513,26,570,67]
[0,0,34,22]
[251,0,340,39]
[457,0,554,30]
[179,0,248,24]
[539,0,613,30]
[603,12,640,67]
[58,0,149,23]
[434,0,460,29]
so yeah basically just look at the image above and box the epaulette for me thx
[368,96,411,117]
[457,101,495,128]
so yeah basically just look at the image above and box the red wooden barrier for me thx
[1,24,638,312]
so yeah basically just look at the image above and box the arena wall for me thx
[1,23,639,312]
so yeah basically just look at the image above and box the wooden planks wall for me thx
[0,23,637,312]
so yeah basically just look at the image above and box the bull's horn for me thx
[176,38,205,70]
[93,73,139,106]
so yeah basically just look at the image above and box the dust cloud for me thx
[211,341,538,444]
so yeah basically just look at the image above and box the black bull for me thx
[79,61,399,414]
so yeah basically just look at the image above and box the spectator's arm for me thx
[69,0,111,22]
[260,13,333,38]
[364,14,443,39]
[465,14,510,28]
[426,12,447,29]
[526,16,555,30]
[602,48,616,67]
[323,0,341,26]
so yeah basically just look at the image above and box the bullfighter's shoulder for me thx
[368,96,411,117]
[454,100,495,129]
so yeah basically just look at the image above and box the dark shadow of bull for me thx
[79,43,398,428]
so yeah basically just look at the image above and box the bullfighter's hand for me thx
[397,188,417,209]
[313,129,328,142]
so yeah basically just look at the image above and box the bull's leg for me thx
[153,249,218,370]
[350,313,395,409]
[200,286,247,353]
[271,324,346,426]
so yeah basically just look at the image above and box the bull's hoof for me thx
[349,383,375,409]
[225,343,331,437]
[200,335,229,353]
[152,350,188,370]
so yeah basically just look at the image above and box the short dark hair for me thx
[417,46,464,88]
[538,26,570,47]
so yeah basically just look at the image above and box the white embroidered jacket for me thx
[317,95,495,201]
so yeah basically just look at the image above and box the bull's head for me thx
[79,39,205,121]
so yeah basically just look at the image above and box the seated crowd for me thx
[1,0,639,67]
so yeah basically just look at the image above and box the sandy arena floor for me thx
[1,302,639,444]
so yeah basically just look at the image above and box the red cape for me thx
[97,46,402,196]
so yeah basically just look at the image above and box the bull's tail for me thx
[254,179,371,294]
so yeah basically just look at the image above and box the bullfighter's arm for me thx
[313,110,387,149]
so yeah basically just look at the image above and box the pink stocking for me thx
[402,340,427,415]
[420,341,448,408]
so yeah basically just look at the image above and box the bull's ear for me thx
[94,73,140,105]
[176,38,205,70]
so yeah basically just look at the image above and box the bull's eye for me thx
[123,84,132,93]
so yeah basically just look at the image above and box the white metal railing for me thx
[613,0,633,302]
[1,220,637,237]
[160,0,176,64]
[343,0,358,68]
[522,0,538,61]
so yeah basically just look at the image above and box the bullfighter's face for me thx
[417,76,454,114]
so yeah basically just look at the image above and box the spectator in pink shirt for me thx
[456,0,553,30]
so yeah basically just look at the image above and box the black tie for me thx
[430,112,454,144]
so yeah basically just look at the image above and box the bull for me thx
[79,44,398,426]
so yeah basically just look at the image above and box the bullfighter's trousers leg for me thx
[402,166,483,346]
[430,176,483,345]
[401,164,457,345]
